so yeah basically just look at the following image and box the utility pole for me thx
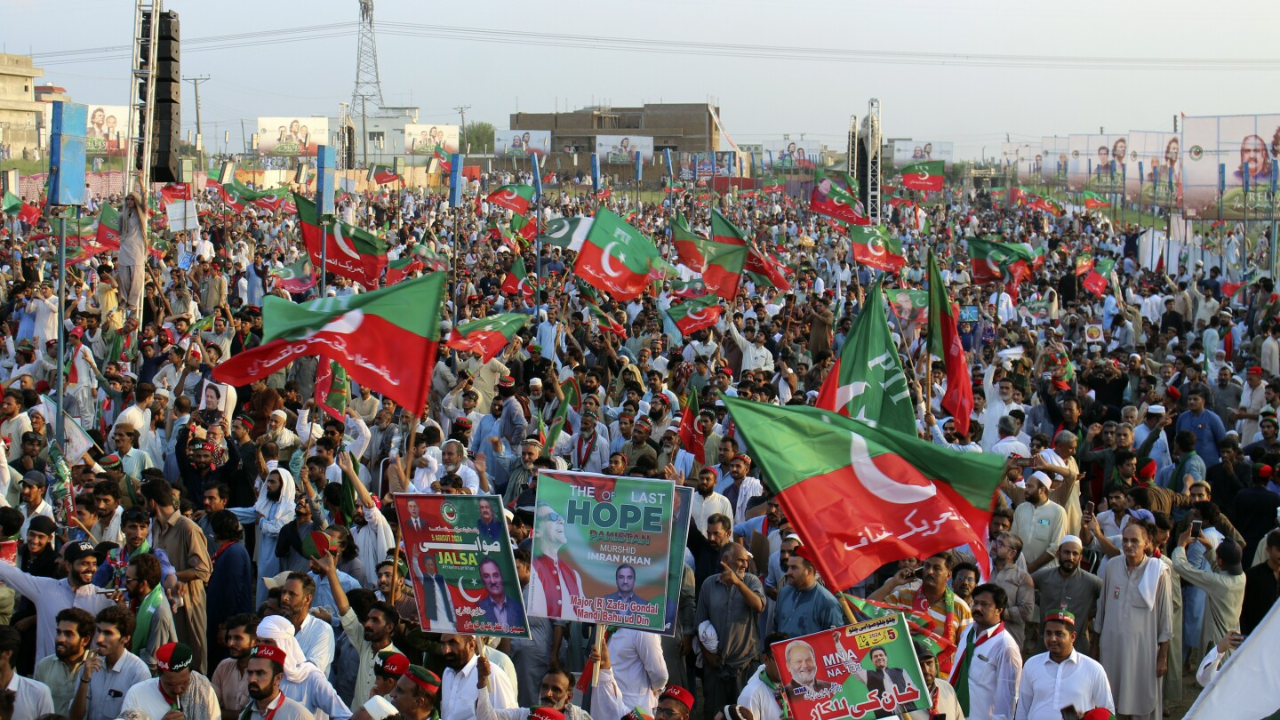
[185,75,210,166]
[361,95,368,169]
[455,105,470,151]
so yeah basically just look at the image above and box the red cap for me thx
[1138,459,1157,480]
[660,686,695,710]
[251,644,286,665]
[1249,366,1265,376]
[530,710,565,720]
[70,327,85,339]
[1166,385,1181,400]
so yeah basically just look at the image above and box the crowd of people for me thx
[0,167,1275,720]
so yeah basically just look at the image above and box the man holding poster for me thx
[394,494,528,639]
[528,470,674,631]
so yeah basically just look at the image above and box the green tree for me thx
[461,121,495,153]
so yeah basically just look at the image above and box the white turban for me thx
[256,614,311,683]
[254,468,296,534]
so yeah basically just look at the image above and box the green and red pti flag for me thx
[313,359,350,422]
[1083,190,1111,209]
[372,166,400,185]
[677,390,705,464]
[269,258,317,293]
[899,160,945,192]
[385,256,423,286]
[810,170,868,225]
[95,204,122,251]
[502,255,535,301]
[848,225,905,272]
[966,236,1037,285]
[294,193,389,290]
[446,314,529,363]
[160,183,191,203]
[1082,258,1116,297]
[815,281,915,434]
[761,177,785,193]
[583,301,627,341]
[666,294,722,337]
[573,209,666,301]
[433,147,452,173]
[213,272,445,415]
[1,192,21,217]
[671,212,706,268]
[487,184,535,215]
[928,250,973,438]
[722,395,1003,590]
[745,245,792,292]
[1075,251,1095,277]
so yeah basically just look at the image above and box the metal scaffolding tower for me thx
[862,98,883,226]
[124,0,161,198]
[352,0,385,168]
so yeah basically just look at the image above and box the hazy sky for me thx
[5,0,1279,159]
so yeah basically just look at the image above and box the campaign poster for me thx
[1182,114,1280,219]
[395,494,530,639]
[771,615,928,720]
[256,117,328,157]
[1001,142,1042,182]
[884,288,928,335]
[495,130,550,157]
[528,470,674,631]
[85,105,132,156]
[1125,130,1181,207]
[405,123,460,155]
[654,486,693,637]
[1041,136,1070,185]
[768,138,817,171]
[596,135,655,164]
[199,380,236,420]
[1067,133,1127,192]
[891,141,954,169]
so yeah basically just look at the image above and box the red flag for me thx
[17,204,41,226]
[677,392,705,464]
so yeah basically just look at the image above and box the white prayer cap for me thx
[1146,405,1166,415]
[1059,535,1083,549]
[271,409,287,420]
[1027,471,1053,489]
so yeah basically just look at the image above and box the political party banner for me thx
[771,614,928,720]
[405,123,460,155]
[395,494,531,638]
[1041,136,1070,185]
[596,135,655,164]
[654,486,693,637]
[1067,133,1128,192]
[891,140,954,169]
[1000,142,1042,182]
[85,105,132,156]
[884,288,928,334]
[528,470,674,630]
[257,117,328,157]
[1125,130,1182,207]
[1182,114,1280,220]
[768,138,818,171]
[495,129,550,157]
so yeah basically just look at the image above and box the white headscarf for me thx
[254,468,296,527]
[256,614,312,683]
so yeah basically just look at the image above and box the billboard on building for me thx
[1066,133,1127,192]
[596,135,655,163]
[256,117,328,157]
[1001,142,1042,182]
[1124,130,1181,206]
[85,105,133,156]
[1182,114,1280,219]
[404,124,460,155]
[765,138,817,171]
[1041,136,1070,184]
[891,140,954,169]
[494,129,550,157]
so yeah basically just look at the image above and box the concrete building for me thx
[510,102,722,156]
[0,54,45,160]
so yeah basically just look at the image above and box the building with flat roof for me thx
[510,102,722,155]
[0,54,45,160]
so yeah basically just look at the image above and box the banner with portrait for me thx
[1125,130,1181,207]
[495,130,550,157]
[891,141,954,169]
[1001,142,1042,182]
[85,105,133,156]
[884,288,928,336]
[767,138,817,172]
[405,124,460,156]
[528,470,674,631]
[1182,114,1280,220]
[771,614,928,720]
[1041,136,1069,185]
[395,494,530,639]
[1067,133,1127,192]
[596,135,655,164]
[256,117,328,157]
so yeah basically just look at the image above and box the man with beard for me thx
[774,554,843,638]
[121,642,222,720]
[1031,536,1102,654]
[691,468,732,534]
[476,498,505,543]
[695,543,766,712]
[274,571,335,676]
[265,410,300,463]
[646,394,674,439]
[949,583,1021,720]
[375,560,417,621]
[0,626,52,718]
[497,438,543,508]
[142,478,213,674]
[211,613,259,720]
[35,607,94,714]
[0,538,114,665]
[439,633,516,720]
[316,549,401,703]
[622,416,658,474]
[495,376,527,451]
[386,665,442,720]
[244,644,315,720]
[567,409,610,474]
[69,606,150,720]
[475,652,591,720]
[440,439,484,495]
[335,453,395,588]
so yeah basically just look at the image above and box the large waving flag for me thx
[848,225,905,272]
[665,294,723,337]
[815,281,915,433]
[269,258,317,293]
[294,193,389,290]
[487,184,535,215]
[928,250,974,438]
[446,314,529,363]
[810,169,868,225]
[212,272,446,414]
[899,160,945,191]
[572,209,667,301]
[722,395,1003,593]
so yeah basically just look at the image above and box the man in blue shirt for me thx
[1175,388,1227,468]
[772,554,843,638]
